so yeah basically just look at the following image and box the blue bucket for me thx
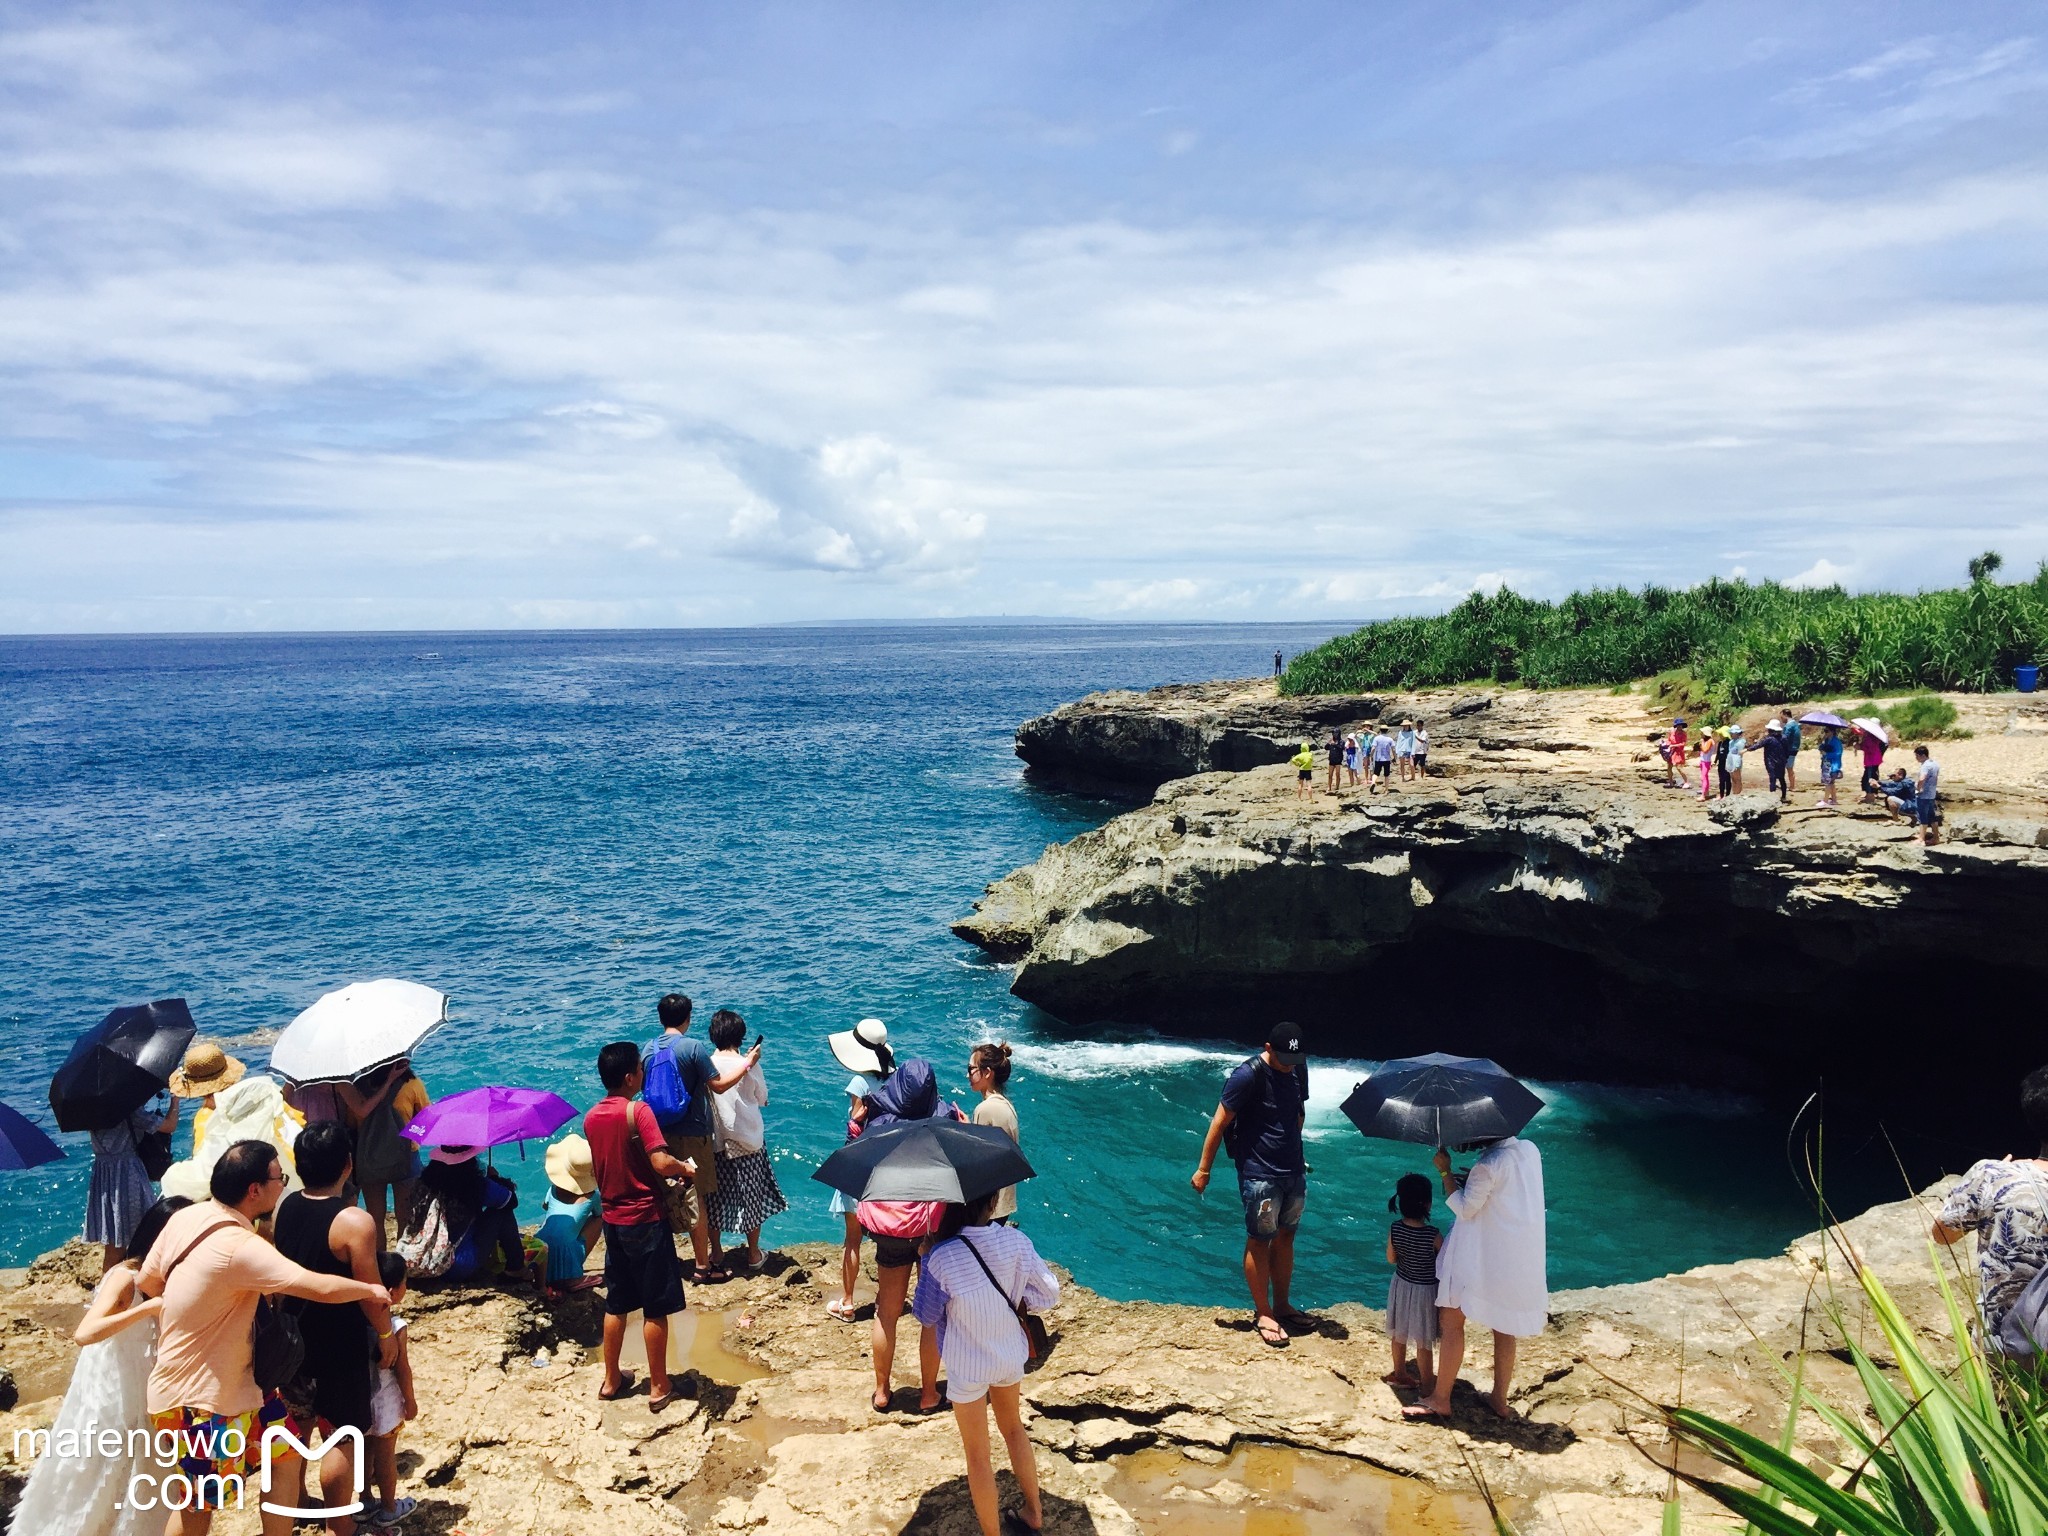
[2019,665,2040,694]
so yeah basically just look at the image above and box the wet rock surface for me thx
[0,1189,1971,1535]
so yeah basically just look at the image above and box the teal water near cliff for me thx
[0,626,1864,1300]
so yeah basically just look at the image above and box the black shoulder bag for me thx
[956,1231,1053,1369]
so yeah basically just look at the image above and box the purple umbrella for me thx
[1798,711,1849,729]
[400,1086,578,1149]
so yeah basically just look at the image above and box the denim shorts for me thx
[1238,1173,1306,1239]
[1917,796,1938,826]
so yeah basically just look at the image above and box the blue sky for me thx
[1,2,2044,631]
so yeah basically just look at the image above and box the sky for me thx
[1,1,2044,632]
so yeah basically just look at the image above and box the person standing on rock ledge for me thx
[1290,740,1315,801]
[1403,1134,1547,1425]
[1191,1024,1312,1348]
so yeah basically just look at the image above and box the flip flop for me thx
[597,1371,636,1401]
[1401,1403,1450,1423]
[1277,1308,1317,1333]
[1254,1316,1290,1348]
[914,1395,949,1415]
[1002,1511,1045,1535]
[871,1392,893,1414]
[648,1390,676,1412]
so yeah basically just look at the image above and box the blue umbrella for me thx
[0,1099,66,1171]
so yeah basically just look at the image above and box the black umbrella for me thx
[812,1119,1035,1204]
[1339,1052,1543,1148]
[49,999,196,1133]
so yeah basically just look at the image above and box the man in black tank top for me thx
[274,1122,397,1530]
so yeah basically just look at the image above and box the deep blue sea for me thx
[0,625,1845,1302]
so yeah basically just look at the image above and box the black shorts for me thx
[1297,769,1312,781]
[866,1230,922,1269]
[602,1218,684,1318]
[1372,760,1391,777]
[294,1317,372,1435]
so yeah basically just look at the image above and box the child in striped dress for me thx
[1384,1173,1442,1390]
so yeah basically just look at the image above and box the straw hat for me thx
[545,1134,597,1196]
[168,1040,247,1098]
[829,1018,893,1076]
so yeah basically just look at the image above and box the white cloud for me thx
[1786,558,1853,590]
[720,435,985,577]
[1,8,2047,629]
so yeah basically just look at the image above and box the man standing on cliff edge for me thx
[1192,1025,1311,1348]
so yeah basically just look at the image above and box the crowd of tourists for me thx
[1292,719,1430,798]
[1657,709,1943,843]
[29,990,1564,1536]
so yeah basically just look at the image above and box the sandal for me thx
[826,1298,859,1321]
[1401,1402,1451,1423]
[367,1497,418,1526]
[648,1389,676,1413]
[597,1371,636,1402]
[1002,1511,1044,1535]
[1254,1315,1290,1348]
[871,1391,893,1413]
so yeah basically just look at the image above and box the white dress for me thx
[1435,1137,1548,1338]
[11,1271,160,1536]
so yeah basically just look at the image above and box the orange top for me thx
[140,1201,311,1416]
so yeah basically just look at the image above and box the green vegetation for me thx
[1657,1249,2048,1536]
[1284,555,2048,712]
[1867,692,1968,741]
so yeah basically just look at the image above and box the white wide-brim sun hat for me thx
[829,1017,892,1076]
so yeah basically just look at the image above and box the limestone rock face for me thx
[1014,680,1388,793]
[955,764,2048,1092]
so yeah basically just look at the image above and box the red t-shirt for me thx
[582,1095,665,1226]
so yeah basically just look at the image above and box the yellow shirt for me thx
[1290,747,1315,771]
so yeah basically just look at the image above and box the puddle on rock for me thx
[614,1305,769,1385]
[1108,1444,1504,1536]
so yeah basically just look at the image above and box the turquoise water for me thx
[0,627,1848,1301]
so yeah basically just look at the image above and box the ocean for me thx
[0,625,1860,1301]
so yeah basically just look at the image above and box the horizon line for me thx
[0,615,1367,642]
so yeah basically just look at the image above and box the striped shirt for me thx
[910,1225,1059,1388]
[1390,1220,1441,1285]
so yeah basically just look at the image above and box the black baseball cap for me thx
[1267,1023,1307,1066]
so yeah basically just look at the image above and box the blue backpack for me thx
[640,1036,691,1126]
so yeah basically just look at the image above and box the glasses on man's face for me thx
[265,1169,286,1186]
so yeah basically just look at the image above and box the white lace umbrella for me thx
[271,979,448,1085]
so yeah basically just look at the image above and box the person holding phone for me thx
[708,1009,786,1272]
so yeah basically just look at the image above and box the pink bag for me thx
[857,1199,945,1239]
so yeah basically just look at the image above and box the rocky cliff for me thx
[0,1186,1976,1536]
[1015,679,1403,793]
[971,686,2048,1116]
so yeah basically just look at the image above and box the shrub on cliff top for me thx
[1284,562,2048,708]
